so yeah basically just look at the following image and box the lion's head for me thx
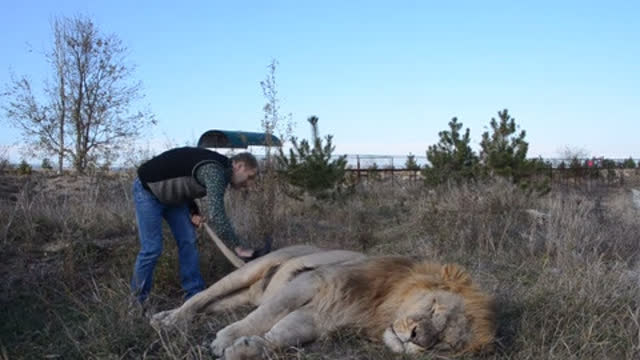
[381,263,495,354]
[339,259,495,355]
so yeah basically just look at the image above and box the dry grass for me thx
[1,172,639,359]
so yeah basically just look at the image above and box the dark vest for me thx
[137,147,231,205]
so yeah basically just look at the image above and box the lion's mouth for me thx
[383,326,427,354]
[385,318,447,354]
[389,326,406,345]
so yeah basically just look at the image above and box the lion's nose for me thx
[409,325,419,340]
[412,321,439,349]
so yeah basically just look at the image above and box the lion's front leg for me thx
[150,308,180,329]
[221,336,269,360]
[150,287,253,329]
[218,310,321,360]
[263,309,321,348]
[211,275,318,356]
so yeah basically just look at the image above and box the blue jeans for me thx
[130,178,205,302]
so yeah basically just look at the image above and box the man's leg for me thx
[164,204,205,300]
[131,178,165,303]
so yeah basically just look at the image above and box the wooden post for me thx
[391,157,394,188]
[357,155,361,184]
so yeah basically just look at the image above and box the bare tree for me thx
[256,60,293,241]
[260,59,293,158]
[1,16,155,173]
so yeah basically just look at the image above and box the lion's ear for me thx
[441,264,472,286]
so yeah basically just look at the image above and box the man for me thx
[131,147,258,303]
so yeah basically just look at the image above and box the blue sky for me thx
[1,0,638,162]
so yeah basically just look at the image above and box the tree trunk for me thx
[57,71,65,174]
[54,19,66,175]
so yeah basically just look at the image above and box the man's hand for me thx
[234,235,272,260]
[191,214,206,228]
[234,247,255,258]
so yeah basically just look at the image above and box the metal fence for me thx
[252,149,640,187]
[335,155,640,170]
[332,155,640,187]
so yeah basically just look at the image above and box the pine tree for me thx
[479,109,550,191]
[479,109,529,179]
[41,158,53,170]
[277,116,347,199]
[17,160,32,175]
[622,157,637,169]
[422,117,478,185]
[405,153,420,170]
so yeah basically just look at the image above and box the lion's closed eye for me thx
[433,341,452,352]
[430,303,450,330]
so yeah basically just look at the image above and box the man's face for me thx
[231,161,257,189]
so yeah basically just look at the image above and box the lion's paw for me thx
[150,309,180,329]
[210,328,236,357]
[223,336,268,360]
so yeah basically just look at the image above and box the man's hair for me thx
[231,152,258,170]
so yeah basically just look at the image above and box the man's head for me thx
[230,152,258,189]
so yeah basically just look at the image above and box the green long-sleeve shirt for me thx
[194,162,243,248]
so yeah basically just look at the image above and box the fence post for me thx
[357,155,361,184]
[391,157,394,188]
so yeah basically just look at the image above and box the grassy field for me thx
[1,172,639,359]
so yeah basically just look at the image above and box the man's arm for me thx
[194,163,244,249]
[188,199,200,216]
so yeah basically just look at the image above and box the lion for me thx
[151,245,495,359]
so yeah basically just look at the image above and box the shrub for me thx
[622,157,637,169]
[568,157,585,178]
[368,162,381,181]
[0,159,10,172]
[41,158,53,171]
[601,158,617,169]
[404,153,420,171]
[17,159,32,175]
[584,157,601,178]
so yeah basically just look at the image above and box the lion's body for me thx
[152,245,495,359]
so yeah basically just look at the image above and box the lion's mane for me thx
[309,256,495,353]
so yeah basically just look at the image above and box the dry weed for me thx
[0,174,638,359]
